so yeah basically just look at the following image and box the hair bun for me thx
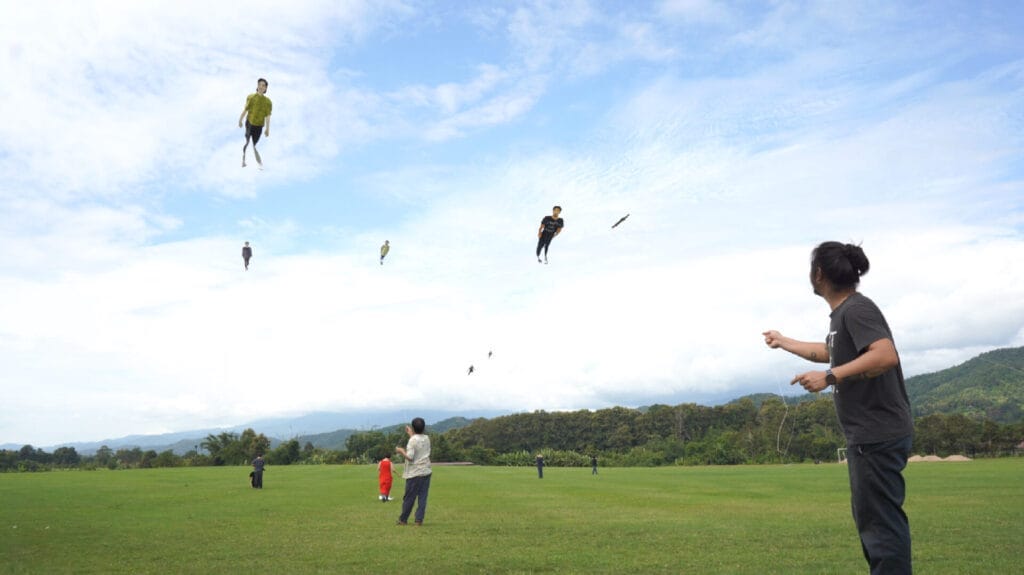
[845,243,870,276]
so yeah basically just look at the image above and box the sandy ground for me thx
[836,454,973,464]
[907,454,972,462]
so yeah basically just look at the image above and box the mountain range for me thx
[7,346,1022,455]
[2,410,504,455]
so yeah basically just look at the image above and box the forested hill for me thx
[293,416,475,452]
[905,346,1024,423]
[726,393,818,408]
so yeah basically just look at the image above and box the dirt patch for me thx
[908,454,971,462]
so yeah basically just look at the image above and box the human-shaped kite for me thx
[536,205,564,264]
[242,241,253,270]
[238,78,272,169]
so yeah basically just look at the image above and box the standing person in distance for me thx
[238,78,272,169]
[536,206,564,264]
[535,454,544,478]
[763,241,913,575]
[251,454,265,489]
[590,455,598,475]
[242,241,253,270]
[394,417,432,526]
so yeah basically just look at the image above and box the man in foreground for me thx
[764,241,913,574]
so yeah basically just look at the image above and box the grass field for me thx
[1,459,1021,574]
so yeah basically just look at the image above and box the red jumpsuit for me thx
[378,459,393,499]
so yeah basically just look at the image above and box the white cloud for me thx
[0,0,414,200]
[658,0,733,25]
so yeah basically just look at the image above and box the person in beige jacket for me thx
[394,417,432,526]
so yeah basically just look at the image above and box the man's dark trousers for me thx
[847,435,913,575]
[399,474,431,524]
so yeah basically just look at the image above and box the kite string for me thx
[775,377,789,458]
[774,370,799,461]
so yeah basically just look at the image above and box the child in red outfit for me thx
[377,458,394,502]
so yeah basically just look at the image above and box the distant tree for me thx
[0,450,19,471]
[635,405,677,443]
[235,428,271,463]
[607,423,634,451]
[52,447,80,467]
[18,445,51,464]
[152,450,179,468]
[345,430,385,460]
[269,440,301,465]
[140,450,159,468]
[115,447,143,468]
[94,446,114,467]
[202,432,240,465]
[430,434,464,463]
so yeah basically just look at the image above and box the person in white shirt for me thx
[394,417,432,526]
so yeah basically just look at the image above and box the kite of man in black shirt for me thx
[536,206,564,264]
[242,241,253,270]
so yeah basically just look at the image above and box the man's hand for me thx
[792,370,828,392]
[763,330,786,349]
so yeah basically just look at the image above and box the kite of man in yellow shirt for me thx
[238,78,272,169]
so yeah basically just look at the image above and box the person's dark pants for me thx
[245,121,263,148]
[537,466,543,479]
[846,435,913,575]
[536,233,554,258]
[399,474,431,524]
[253,470,263,489]
[592,466,597,475]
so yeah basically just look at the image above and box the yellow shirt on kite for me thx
[244,93,273,126]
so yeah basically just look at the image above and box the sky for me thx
[2,0,1023,447]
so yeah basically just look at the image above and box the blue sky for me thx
[1,0,1023,446]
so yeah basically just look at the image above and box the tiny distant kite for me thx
[380,240,390,265]
[467,365,475,375]
[488,350,493,359]
[611,213,630,229]
[239,78,272,169]
[536,205,564,264]
[242,241,253,270]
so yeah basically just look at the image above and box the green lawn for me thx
[1,459,1020,574]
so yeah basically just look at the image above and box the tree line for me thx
[438,399,1024,466]
[0,429,343,472]
[4,397,1022,472]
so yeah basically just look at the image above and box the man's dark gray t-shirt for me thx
[827,292,914,445]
